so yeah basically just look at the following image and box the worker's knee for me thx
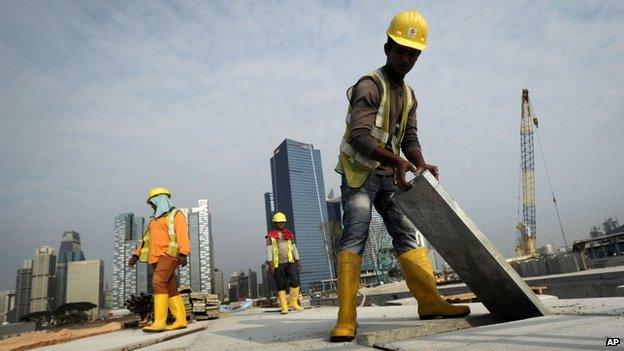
[152,277,169,294]
[168,278,178,296]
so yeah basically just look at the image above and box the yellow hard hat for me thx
[272,212,287,223]
[146,186,171,204]
[386,10,429,51]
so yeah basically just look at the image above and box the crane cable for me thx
[533,121,569,250]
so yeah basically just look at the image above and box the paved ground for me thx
[31,297,624,351]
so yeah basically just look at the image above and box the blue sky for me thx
[1,1,623,290]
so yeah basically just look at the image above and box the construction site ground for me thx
[25,296,624,351]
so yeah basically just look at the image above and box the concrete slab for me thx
[385,294,559,306]
[376,315,624,351]
[33,323,207,351]
[32,298,624,351]
[394,171,548,319]
[138,305,495,351]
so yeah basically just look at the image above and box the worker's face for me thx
[385,42,421,77]
[275,222,285,230]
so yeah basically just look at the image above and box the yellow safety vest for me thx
[335,68,414,188]
[270,238,294,269]
[137,210,180,263]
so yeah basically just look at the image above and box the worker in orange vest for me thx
[128,187,190,332]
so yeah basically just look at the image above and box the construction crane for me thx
[516,89,538,257]
[515,89,569,257]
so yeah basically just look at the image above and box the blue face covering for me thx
[150,194,174,218]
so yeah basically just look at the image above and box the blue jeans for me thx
[339,174,421,256]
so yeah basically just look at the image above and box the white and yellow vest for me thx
[335,68,415,188]
[137,210,180,263]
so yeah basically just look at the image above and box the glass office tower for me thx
[55,231,86,308]
[270,139,333,290]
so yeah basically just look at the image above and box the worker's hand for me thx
[296,260,302,271]
[415,163,439,180]
[178,254,188,267]
[396,158,417,191]
[268,263,274,274]
[128,255,138,268]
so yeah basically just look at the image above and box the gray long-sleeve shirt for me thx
[348,67,421,174]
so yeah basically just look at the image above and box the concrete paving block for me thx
[356,314,498,347]
[34,323,207,351]
[394,171,549,320]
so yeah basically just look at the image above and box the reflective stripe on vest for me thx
[137,210,179,263]
[336,68,414,188]
[270,237,294,268]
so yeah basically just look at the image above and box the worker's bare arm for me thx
[405,149,438,180]
[369,146,415,191]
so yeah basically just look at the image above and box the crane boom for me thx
[517,89,537,256]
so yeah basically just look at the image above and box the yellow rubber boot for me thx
[330,251,361,342]
[398,247,470,320]
[278,290,289,314]
[143,294,169,332]
[165,295,188,331]
[288,286,304,311]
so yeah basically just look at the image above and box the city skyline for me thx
[1,2,623,291]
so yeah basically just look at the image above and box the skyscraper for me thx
[264,192,275,232]
[228,272,240,302]
[248,269,258,299]
[0,290,15,324]
[213,268,225,301]
[270,138,333,290]
[133,217,150,295]
[67,260,104,318]
[177,199,214,294]
[326,191,341,224]
[260,262,276,297]
[12,260,32,322]
[55,231,86,308]
[112,213,146,309]
[30,247,56,313]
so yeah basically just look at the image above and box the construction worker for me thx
[266,212,304,314]
[128,187,190,332]
[331,10,470,342]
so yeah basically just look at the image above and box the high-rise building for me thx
[270,138,333,290]
[66,260,104,318]
[228,272,240,302]
[133,217,150,295]
[260,262,276,297]
[213,268,225,301]
[30,246,56,313]
[264,192,275,232]
[112,213,146,309]
[177,199,214,294]
[248,269,258,299]
[55,231,86,308]
[12,260,32,322]
[0,290,15,324]
[238,271,249,299]
[326,192,341,224]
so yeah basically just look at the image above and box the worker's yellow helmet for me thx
[146,186,171,204]
[272,212,287,223]
[386,10,429,51]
